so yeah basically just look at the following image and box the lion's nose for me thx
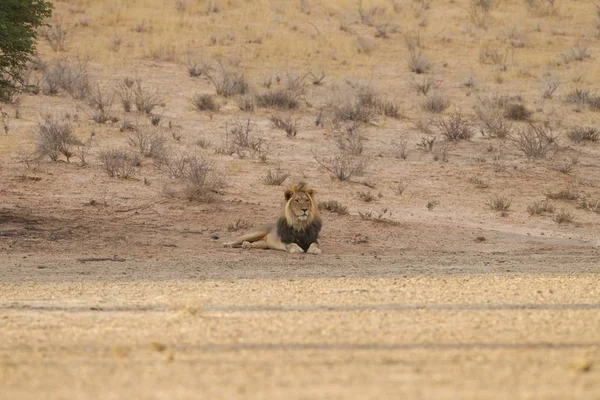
[301,208,308,213]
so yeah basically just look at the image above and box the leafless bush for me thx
[192,93,221,112]
[468,177,489,189]
[358,5,386,26]
[313,151,368,181]
[113,80,132,112]
[184,55,212,77]
[567,127,600,143]
[406,44,432,74]
[255,90,300,109]
[195,137,211,149]
[40,22,68,52]
[561,44,591,63]
[358,208,398,225]
[410,76,441,95]
[127,126,168,159]
[541,75,560,99]
[237,95,255,112]
[335,127,365,155]
[553,210,574,224]
[87,86,114,123]
[504,103,532,121]
[421,93,450,113]
[227,219,252,232]
[565,88,591,105]
[35,115,81,162]
[392,139,408,159]
[417,136,437,152]
[486,196,511,211]
[42,58,90,99]
[159,152,226,202]
[512,123,557,159]
[577,197,600,213]
[475,104,513,139]
[544,188,578,201]
[206,62,249,97]
[318,200,349,215]
[432,111,475,141]
[262,169,289,185]
[527,200,555,215]
[219,119,269,161]
[99,149,140,178]
[479,46,509,69]
[356,190,376,202]
[132,80,164,115]
[270,115,298,137]
[309,71,326,85]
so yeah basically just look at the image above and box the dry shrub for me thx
[512,123,557,159]
[318,200,349,215]
[35,115,81,163]
[127,126,167,159]
[553,210,574,224]
[159,152,226,202]
[184,54,212,78]
[206,62,249,97]
[115,78,135,112]
[527,200,555,215]
[468,177,489,189]
[255,90,299,109]
[40,22,68,52]
[567,127,600,143]
[432,111,475,141]
[541,75,560,99]
[392,139,408,159]
[237,95,255,112]
[410,75,441,95]
[218,119,268,161]
[577,197,600,213]
[474,103,513,139]
[356,191,376,202]
[262,169,289,186]
[87,86,114,123]
[504,103,532,121]
[561,44,591,64]
[486,196,511,211]
[270,115,298,137]
[227,219,252,232]
[335,127,365,155]
[192,93,221,111]
[313,151,368,181]
[99,149,140,178]
[132,80,164,115]
[544,188,578,201]
[421,93,450,113]
[358,208,398,225]
[42,58,90,99]
[406,42,432,74]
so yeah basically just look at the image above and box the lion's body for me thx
[222,182,322,254]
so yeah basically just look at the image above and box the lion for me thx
[222,182,322,254]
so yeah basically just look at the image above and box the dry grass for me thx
[262,169,289,186]
[318,200,349,215]
[527,200,555,215]
[99,149,140,178]
[511,123,557,159]
[313,151,368,182]
[35,115,81,163]
[486,196,512,211]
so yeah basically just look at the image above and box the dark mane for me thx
[277,217,322,252]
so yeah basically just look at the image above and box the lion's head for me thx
[282,182,320,230]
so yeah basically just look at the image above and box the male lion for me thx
[222,182,322,254]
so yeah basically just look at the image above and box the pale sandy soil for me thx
[1,0,600,398]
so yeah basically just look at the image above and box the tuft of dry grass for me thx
[486,195,511,211]
[262,169,289,185]
[255,90,300,109]
[527,200,555,215]
[35,115,81,163]
[358,208,399,225]
[567,127,599,143]
[544,188,578,201]
[270,115,298,137]
[318,200,349,215]
[207,62,249,97]
[421,93,450,113]
[553,210,574,224]
[432,111,475,141]
[99,149,140,178]
[227,219,252,232]
[511,123,557,159]
[192,93,221,112]
[313,151,368,182]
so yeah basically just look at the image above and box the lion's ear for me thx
[307,188,315,197]
[284,190,293,200]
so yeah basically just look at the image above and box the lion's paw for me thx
[241,241,252,249]
[306,245,322,255]
[288,244,305,253]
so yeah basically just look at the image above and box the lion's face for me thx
[283,183,319,228]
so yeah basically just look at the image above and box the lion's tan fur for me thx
[222,182,322,254]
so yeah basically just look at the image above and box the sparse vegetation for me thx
[206,62,249,97]
[512,123,557,159]
[577,197,600,213]
[527,200,555,215]
[313,151,368,181]
[227,219,252,232]
[99,149,140,178]
[567,127,600,143]
[411,76,441,95]
[35,115,81,163]
[262,169,289,185]
[127,126,167,159]
[544,188,578,201]
[192,93,221,112]
[406,42,432,74]
[219,119,269,161]
[132,80,164,115]
[503,103,532,121]
[358,208,399,225]
[553,210,574,224]
[421,93,450,113]
[255,90,299,109]
[468,177,489,189]
[87,86,114,123]
[432,111,475,141]
[356,191,376,202]
[42,58,90,99]
[270,115,298,137]
[486,196,511,211]
[318,200,349,215]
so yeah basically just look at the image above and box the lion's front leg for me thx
[306,243,322,254]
